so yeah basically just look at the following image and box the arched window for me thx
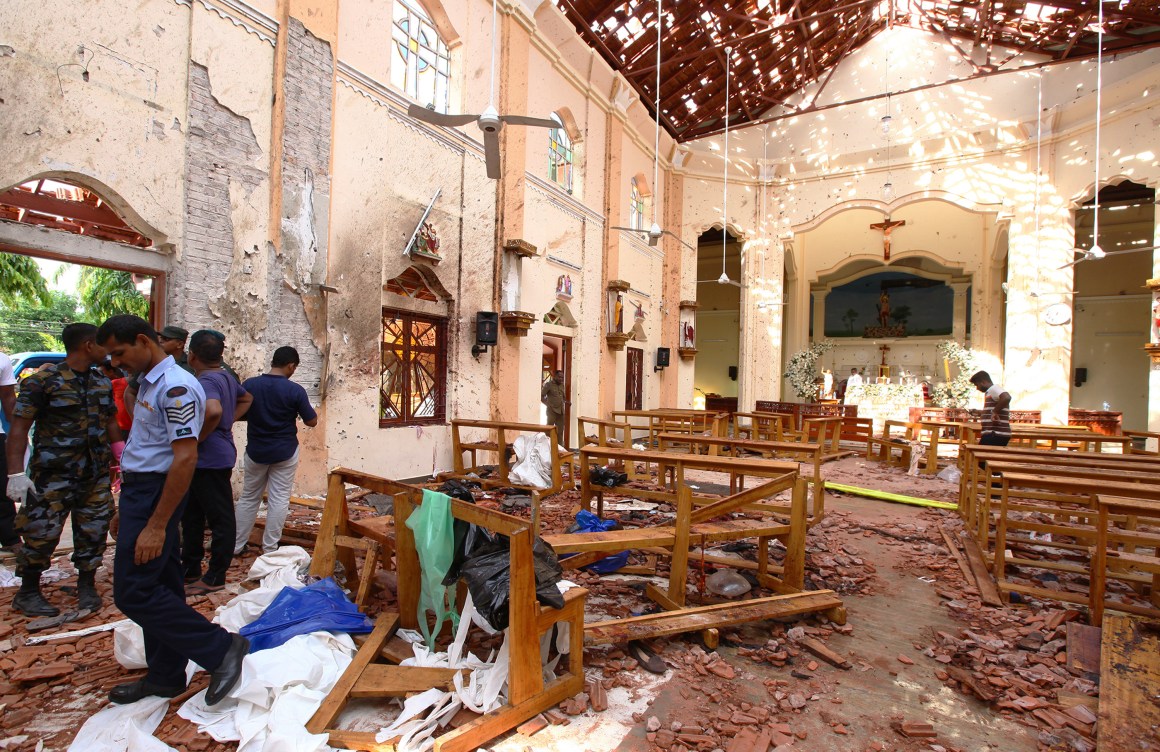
[548,113,573,193]
[629,177,646,230]
[391,0,450,113]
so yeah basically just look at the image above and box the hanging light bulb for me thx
[719,46,732,285]
[880,114,892,136]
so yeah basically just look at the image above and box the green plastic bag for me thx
[406,489,460,649]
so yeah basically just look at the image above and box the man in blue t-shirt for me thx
[234,347,317,555]
[182,331,251,593]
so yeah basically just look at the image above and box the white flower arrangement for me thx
[930,340,978,408]
[783,340,836,401]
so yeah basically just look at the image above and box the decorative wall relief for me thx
[555,274,574,301]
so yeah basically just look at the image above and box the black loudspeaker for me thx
[476,312,499,345]
[656,347,671,367]
[728,365,738,381]
[1074,367,1087,387]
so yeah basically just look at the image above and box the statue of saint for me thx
[615,293,624,333]
[1152,296,1160,344]
[877,289,891,328]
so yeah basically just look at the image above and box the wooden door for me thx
[626,347,643,410]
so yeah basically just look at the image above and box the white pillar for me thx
[951,282,971,343]
[812,289,828,345]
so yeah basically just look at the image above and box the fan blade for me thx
[499,114,559,129]
[407,104,478,127]
[483,128,501,179]
[661,229,697,252]
[610,225,649,237]
[1106,245,1158,256]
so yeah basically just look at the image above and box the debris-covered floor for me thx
[0,457,1105,751]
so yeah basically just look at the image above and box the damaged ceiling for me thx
[552,0,1160,141]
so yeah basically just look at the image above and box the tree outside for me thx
[0,291,83,353]
[0,254,150,354]
[890,304,912,328]
[841,308,859,334]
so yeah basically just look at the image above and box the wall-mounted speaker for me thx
[728,365,738,381]
[1074,367,1087,388]
[476,312,499,346]
[656,347,671,367]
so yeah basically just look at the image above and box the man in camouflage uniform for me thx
[6,323,124,617]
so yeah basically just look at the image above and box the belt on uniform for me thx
[121,471,168,481]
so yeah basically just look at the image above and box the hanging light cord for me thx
[1092,0,1104,253]
[652,0,662,228]
[722,47,731,279]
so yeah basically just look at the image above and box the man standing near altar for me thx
[969,371,1011,447]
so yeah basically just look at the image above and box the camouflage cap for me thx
[158,325,189,341]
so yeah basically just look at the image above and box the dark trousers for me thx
[980,433,1011,447]
[0,434,17,547]
[182,468,235,586]
[114,471,232,687]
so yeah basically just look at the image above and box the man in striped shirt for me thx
[969,371,1011,446]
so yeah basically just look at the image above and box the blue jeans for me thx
[114,471,233,686]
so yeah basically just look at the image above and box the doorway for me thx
[541,335,572,447]
[626,347,643,410]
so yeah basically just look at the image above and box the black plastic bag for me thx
[460,536,564,631]
[439,479,478,502]
[589,465,628,487]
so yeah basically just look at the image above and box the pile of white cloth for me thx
[69,547,355,752]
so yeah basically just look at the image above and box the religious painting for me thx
[822,271,955,338]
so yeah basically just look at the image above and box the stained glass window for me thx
[629,177,645,230]
[548,113,573,193]
[380,309,447,426]
[391,0,450,114]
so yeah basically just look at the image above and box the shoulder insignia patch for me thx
[165,402,197,425]
[175,426,193,437]
[166,386,188,398]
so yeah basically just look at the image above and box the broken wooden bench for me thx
[308,467,587,752]
[550,446,844,647]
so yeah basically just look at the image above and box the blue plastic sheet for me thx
[571,510,629,574]
[239,577,374,652]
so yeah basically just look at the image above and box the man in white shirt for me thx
[0,352,17,554]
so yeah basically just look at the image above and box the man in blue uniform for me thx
[97,315,247,705]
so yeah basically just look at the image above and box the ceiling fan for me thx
[1055,4,1159,271]
[406,0,557,179]
[608,0,695,252]
[1059,244,1157,269]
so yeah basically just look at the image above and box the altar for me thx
[846,382,925,434]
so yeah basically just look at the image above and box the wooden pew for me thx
[655,432,825,523]
[1090,495,1160,623]
[988,468,1160,610]
[839,417,873,456]
[442,419,573,531]
[959,445,1160,543]
[308,468,588,752]
[546,449,845,647]
[733,411,794,442]
[1124,429,1160,455]
[867,420,919,468]
[610,409,725,449]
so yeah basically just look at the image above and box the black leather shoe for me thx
[12,590,60,617]
[109,678,186,704]
[205,633,249,705]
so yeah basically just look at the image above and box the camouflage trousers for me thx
[15,470,114,577]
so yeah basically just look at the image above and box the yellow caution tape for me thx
[824,481,958,510]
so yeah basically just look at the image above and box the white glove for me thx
[6,473,35,503]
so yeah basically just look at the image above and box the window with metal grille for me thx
[380,309,447,426]
[548,113,573,193]
[391,0,450,113]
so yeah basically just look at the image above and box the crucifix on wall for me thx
[870,217,906,261]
